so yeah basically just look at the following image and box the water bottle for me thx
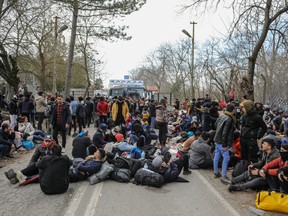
[141,151,145,159]
[144,163,148,169]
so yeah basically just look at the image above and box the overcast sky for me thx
[99,0,232,87]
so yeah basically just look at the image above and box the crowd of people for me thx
[0,91,288,210]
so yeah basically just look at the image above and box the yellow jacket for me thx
[111,101,129,122]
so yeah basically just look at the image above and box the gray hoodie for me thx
[188,137,212,166]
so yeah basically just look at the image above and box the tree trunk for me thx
[64,0,78,98]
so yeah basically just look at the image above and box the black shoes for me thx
[183,170,192,175]
[214,171,221,178]
[4,169,16,180]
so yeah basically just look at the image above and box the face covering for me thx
[280,152,288,162]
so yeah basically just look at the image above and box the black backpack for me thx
[134,168,165,188]
[232,160,249,177]
[110,168,131,183]
[114,157,132,170]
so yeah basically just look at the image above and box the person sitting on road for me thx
[69,149,106,182]
[129,121,151,146]
[18,116,46,142]
[228,138,280,192]
[36,144,72,195]
[114,133,136,152]
[181,131,201,153]
[72,130,94,160]
[92,123,108,148]
[151,152,191,183]
[258,143,288,193]
[4,135,55,184]
[0,122,15,158]
[188,132,213,169]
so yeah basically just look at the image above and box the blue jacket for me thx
[71,100,77,116]
[115,141,136,152]
[77,160,102,177]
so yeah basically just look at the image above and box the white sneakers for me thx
[16,171,26,183]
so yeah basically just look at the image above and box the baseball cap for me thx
[44,135,53,141]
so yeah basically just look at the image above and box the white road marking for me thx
[194,170,241,216]
[64,182,103,216]
[84,182,103,216]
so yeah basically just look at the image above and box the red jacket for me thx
[233,138,241,159]
[97,101,109,116]
[262,157,288,176]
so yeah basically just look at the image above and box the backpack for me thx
[141,145,157,159]
[88,162,114,185]
[130,148,142,159]
[22,140,35,150]
[232,160,250,177]
[110,168,131,183]
[114,157,132,170]
[134,168,165,188]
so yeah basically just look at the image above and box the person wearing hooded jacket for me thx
[92,123,108,148]
[240,100,267,163]
[111,96,129,127]
[4,135,55,184]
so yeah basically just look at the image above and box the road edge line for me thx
[194,170,241,216]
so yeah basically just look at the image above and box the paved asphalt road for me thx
[0,126,286,216]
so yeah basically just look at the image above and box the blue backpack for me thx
[130,148,142,159]
[22,140,35,150]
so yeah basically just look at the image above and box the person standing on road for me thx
[70,96,77,136]
[213,104,236,182]
[156,98,168,145]
[50,95,71,153]
[240,100,267,163]
[85,97,94,127]
[111,96,129,130]
[8,95,18,129]
[97,96,110,125]
[76,97,86,133]
[35,91,47,131]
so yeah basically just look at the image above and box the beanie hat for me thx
[99,123,107,131]
[160,98,166,104]
[44,135,53,141]
[243,100,254,113]
[152,156,163,169]
[115,133,124,142]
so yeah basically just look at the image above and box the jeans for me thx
[33,130,46,141]
[150,117,156,129]
[37,112,45,131]
[129,134,146,145]
[213,143,230,177]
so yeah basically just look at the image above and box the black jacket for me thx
[72,136,92,159]
[51,102,71,128]
[8,99,18,115]
[36,155,72,195]
[214,114,235,147]
[0,129,15,146]
[92,129,107,148]
[241,110,267,139]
